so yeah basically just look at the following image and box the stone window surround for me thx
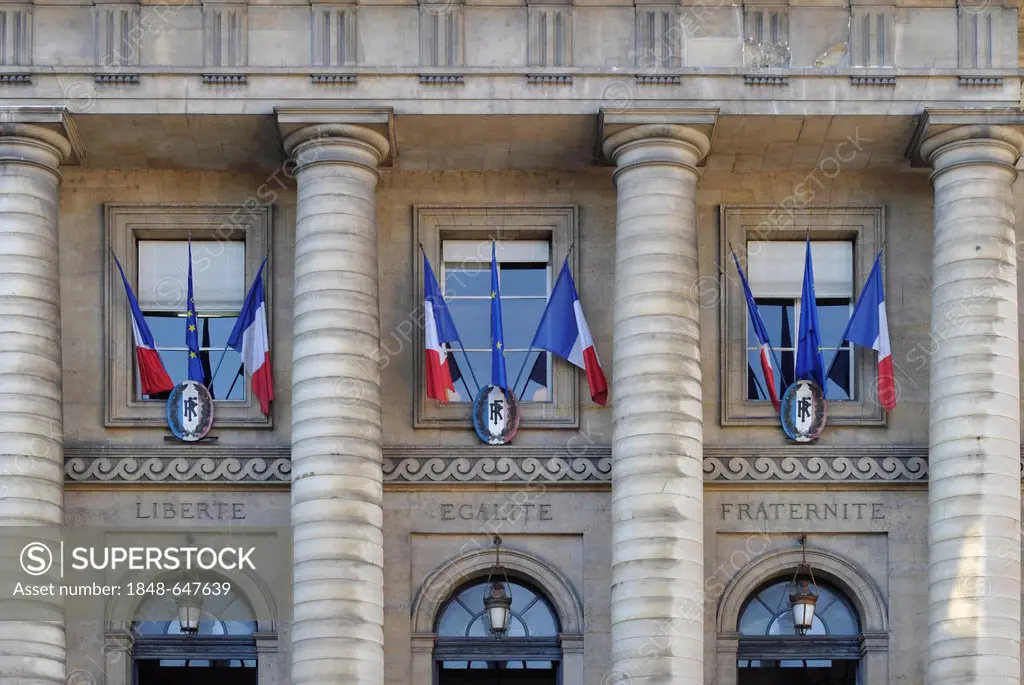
[715,547,889,685]
[412,204,580,429]
[411,545,584,685]
[102,566,279,685]
[719,204,885,426]
[104,203,272,427]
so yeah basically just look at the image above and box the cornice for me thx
[61,443,949,484]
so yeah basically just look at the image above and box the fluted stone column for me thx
[0,123,70,685]
[602,124,710,685]
[921,125,1024,685]
[284,124,389,685]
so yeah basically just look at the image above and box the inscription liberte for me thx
[720,502,884,521]
[440,503,553,522]
[135,502,246,520]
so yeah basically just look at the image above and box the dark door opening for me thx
[135,659,257,685]
[738,659,858,685]
[438,662,558,685]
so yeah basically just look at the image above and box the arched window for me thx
[739,579,859,637]
[736,577,862,682]
[131,582,258,682]
[434,578,561,679]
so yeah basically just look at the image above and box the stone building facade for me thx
[2,1,1024,684]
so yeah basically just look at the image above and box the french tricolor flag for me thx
[113,255,174,397]
[530,260,608,406]
[424,255,461,403]
[733,251,780,413]
[835,252,895,411]
[227,258,273,416]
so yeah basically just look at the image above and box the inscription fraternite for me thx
[720,501,885,521]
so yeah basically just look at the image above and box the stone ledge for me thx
[744,74,789,86]
[958,75,1003,87]
[310,73,357,85]
[526,74,573,85]
[201,73,247,85]
[419,74,464,85]
[94,73,140,85]
[59,444,956,484]
[849,75,896,86]
[0,73,32,85]
[66,455,291,483]
[634,74,681,85]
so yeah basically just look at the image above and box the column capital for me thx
[0,106,83,166]
[907,108,1024,167]
[602,124,711,182]
[597,107,716,165]
[283,123,391,177]
[275,106,395,166]
[918,125,1024,179]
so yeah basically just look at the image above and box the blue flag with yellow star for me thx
[489,242,508,389]
[185,240,205,383]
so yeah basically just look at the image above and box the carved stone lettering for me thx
[135,501,247,520]
[719,501,885,521]
[438,502,554,522]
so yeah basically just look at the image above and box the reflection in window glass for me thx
[441,661,556,671]
[738,578,859,637]
[135,240,247,402]
[442,253,552,403]
[746,297,854,402]
[435,579,560,638]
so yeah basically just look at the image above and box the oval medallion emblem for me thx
[780,380,827,443]
[472,385,520,445]
[166,381,214,442]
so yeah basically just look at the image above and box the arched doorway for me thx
[736,578,861,685]
[131,584,258,685]
[715,547,889,685]
[434,578,561,685]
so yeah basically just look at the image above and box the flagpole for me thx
[824,247,884,381]
[724,248,787,385]
[448,346,478,402]
[225,363,244,398]
[417,241,482,396]
[209,339,232,386]
[508,239,579,398]
[453,340,482,395]
[510,347,535,399]
[749,364,769,401]
[516,352,548,400]
[211,247,273,387]
[727,242,785,376]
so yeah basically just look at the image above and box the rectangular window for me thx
[719,205,884,426]
[744,240,854,402]
[441,240,552,403]
[413,205,579,428]
[104,203,271,427]
[135,240,247,402]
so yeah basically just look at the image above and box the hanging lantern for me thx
[484,581,513,635]
[789,534,819,636]
[176,596,202,636]
[483,535,513,636]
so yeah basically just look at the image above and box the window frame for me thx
[745,297,856,403]
[720,204,885,426]
[104,203,273,427]
[736,577,863,665]
[413,205,579,429]
[441,252,554,404]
